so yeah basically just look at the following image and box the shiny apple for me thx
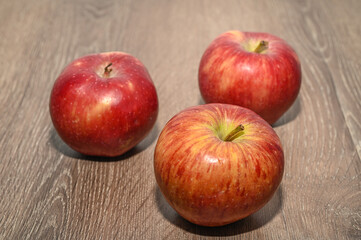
[154,103,284,226]
[199,31,301,124]
[50,52,158,157]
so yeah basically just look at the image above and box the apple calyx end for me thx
[254,40,269,54]
[104,63,113,77]
[224,124,245,142]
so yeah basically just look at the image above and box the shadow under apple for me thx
[273,96,302,128]
[154,184,283,236]
[49,123,159,162]
[198,95,302,128]
[198,97,206,105]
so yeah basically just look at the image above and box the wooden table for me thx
[1,0,360,239]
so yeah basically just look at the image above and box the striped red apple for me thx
[154,104,284,226]
[199,31,301,124]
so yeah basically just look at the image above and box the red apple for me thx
[154,103,284,226]
[199,31,301,124]
[50,52,158,157]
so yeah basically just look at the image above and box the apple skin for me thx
[50,52,158,157]
[154,103,284,227]
[199,31,301,124]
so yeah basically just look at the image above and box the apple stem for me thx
[104,63,113,76]
[224,124,245,142]
[254,40,269,53]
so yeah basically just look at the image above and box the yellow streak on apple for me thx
[85,96,112,123]
[218,56,238,93]
[201,47,224,74]
[227,30,245,41]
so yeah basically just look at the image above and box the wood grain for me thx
[0,0,360,239]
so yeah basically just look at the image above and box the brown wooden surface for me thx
[0,0,360,239]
